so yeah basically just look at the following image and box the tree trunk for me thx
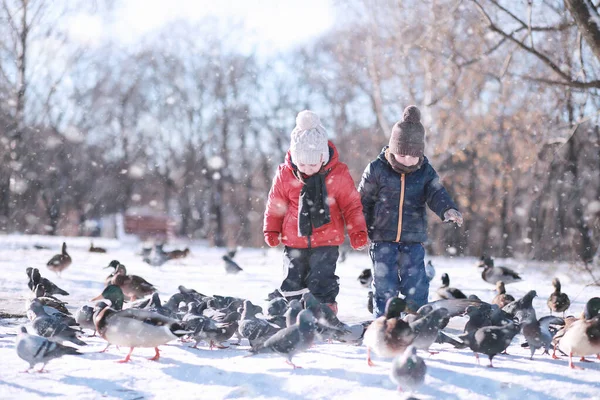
[564,0,600,63]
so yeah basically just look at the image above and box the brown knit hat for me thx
[389,105,425,157]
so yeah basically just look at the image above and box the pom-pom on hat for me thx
[389,105,425,157]
[290,110,329,165]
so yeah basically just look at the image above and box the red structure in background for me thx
[124,214,175,241]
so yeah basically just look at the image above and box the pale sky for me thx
[68,0,335,52]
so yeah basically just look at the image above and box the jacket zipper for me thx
[395,173,405,242]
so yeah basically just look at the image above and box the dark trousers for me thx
[369,242,429,317]
[279,246,340,304]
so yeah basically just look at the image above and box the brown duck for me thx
[89,242,107,253]
[491,281,515,308]
[110,264,156,301]
[46,242,72,276]
[547,278,570,316]
[166,247,190,260]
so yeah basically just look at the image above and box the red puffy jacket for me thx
[263,141,367,249]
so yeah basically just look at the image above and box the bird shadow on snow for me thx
[0,381,62,398]
[425,363,571,400]
[160,360,307,400]
[59,375,147,400]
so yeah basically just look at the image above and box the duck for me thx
[103,260,121,285]
[363,297,416,366]
[558,316,600,369]
[436,273,467,300]
[109,264,156,301]
[89,242,107,253]
[91,284,126,310]
[93,302,189,363]
[166,247,190,260]
[478,256,522,285]
[491,281,515,308]
[46,242,72,276]
[547,277,570,316]
[552,297,600,362]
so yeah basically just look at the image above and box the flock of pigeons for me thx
[12,246,600,393]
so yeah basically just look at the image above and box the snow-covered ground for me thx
[0,235,599,400]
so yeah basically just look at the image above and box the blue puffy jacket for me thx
[358,146,457,243]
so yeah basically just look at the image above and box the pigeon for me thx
[46,242,72,276]
[358,268,373,288]
[27,267,69,296]
[301,292,349,340]
[409,308,449,353]
[15,326,81,372]
[436,273,466,300]
[190,312,240,349]
[491,281,514,308]
[518,313,564,359]
[248,309,317,369]
[459,322,520,367]
[502,290,537,320]
[425,260,436,283]
[239,300,281,348]
[547,278,570,316]
[266,289,284,301]
[267,297,289,317]
[223,255,243,274]
[75,305,96,332]
[478,256,522,285]
[464,305,493,333]
[367,291,374,314]
[390,345,427,392]
[417,298,487,319]
[30,301,87,347]
[285,299,303,327]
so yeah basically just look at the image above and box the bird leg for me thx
[487,357,495,368]
[285,360,302,369]
[474,352,480,365]
[209,341,229,350]
[552,345,560,359]
[117,347,135,363]
[569,353,584,370]
[99,343,111,353]
[148,347,160,361]
[597,354,600,360]
[367,347,376,367]
[428,350,439,356]
[397,385,403,392]
[189,340,201,349]
[579,356,592,363]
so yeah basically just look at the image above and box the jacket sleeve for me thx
[335,165,367,235]
[424,165,458,220]
[263,166,288,233]
[357,161,378,230]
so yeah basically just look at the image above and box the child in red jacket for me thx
[263,110,368,313]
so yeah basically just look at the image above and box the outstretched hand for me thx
[349,231,368,250]
[444,209,463,227]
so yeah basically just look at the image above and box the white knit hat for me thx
[290,110,329,165]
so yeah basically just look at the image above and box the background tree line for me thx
[1,0,599,268]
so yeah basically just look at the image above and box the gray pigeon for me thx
[16,326,81,372]
[518,313,564,359]
[267,297,288,317]
[285,299,303,327]
[390,345,427,391]
[27,267,69,296]
[75,305,96,332]
[249,309,317,369]
[30,301,87,347]
[425,260,436,283]
[239,301,281,348]
[502,290,537,320]
[459,322,520,367]
[409,308,449,352]
[222,255,243,274]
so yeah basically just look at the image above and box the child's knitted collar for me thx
[384,148,424,174]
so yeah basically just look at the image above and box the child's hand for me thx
[264,231,281,247]
[349,231,368,250]
[444,209,463,227]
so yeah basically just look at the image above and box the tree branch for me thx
[472,0,600,88]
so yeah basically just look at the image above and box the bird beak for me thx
[91,293,105,301]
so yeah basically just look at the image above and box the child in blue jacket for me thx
[358,105,462,316]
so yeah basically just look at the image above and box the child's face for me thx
[297,162,322,176]
[392,153,419,166]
